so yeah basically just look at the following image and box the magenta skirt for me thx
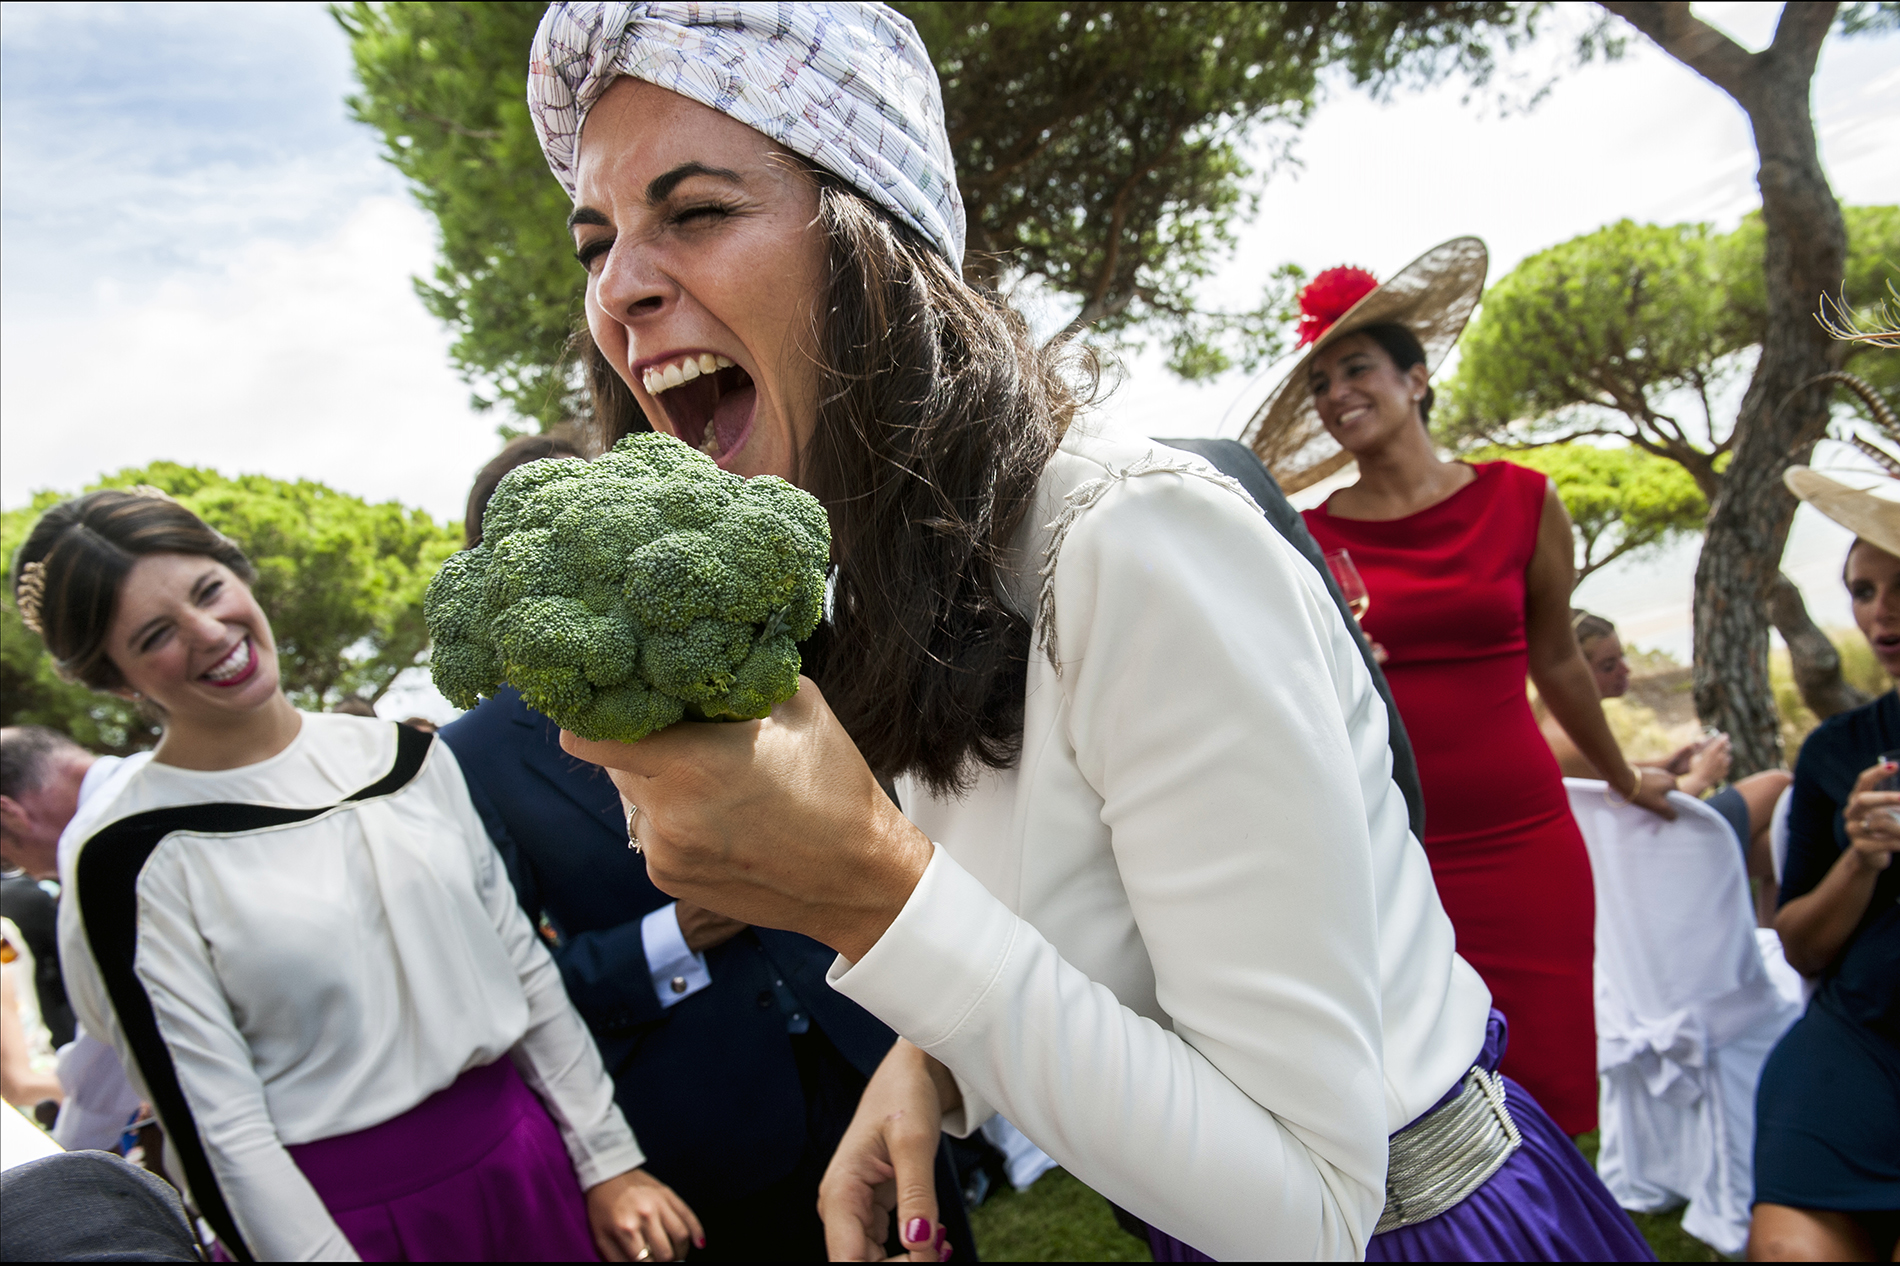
[286,1058,599,1262]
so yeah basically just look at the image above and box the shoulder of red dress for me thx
[1474,459,1551,490]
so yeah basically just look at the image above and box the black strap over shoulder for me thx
[1157,438,1426,842]
[73,724,434,1262]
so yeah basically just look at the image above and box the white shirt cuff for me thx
[640,903,711,1009]
[827,844,1007,1135]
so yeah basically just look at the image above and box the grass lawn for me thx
[967,1138,1729,1262]
[967,1168,1153,1262]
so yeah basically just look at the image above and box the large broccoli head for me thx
[424,432,831,742]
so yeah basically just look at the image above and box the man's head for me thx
[0,726,96,879]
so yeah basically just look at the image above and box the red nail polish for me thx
[934,1224,947,1248]
[939,1241,954,1263]
[694,1237,706,1249]
[905,1217,931,1245]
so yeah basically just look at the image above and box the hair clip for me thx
[15,560,47,635]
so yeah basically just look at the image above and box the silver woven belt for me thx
[1376,1065,1523,1234]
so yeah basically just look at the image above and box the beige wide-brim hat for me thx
[1242,236,1488,493]
[1784,465,1900,559]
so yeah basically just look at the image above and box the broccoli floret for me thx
[423,432,830,742]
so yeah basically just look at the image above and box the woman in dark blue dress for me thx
[1752,466,1900,1261]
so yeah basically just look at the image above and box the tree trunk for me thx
[1768,571,1869,720]
[1603,1,1847,774]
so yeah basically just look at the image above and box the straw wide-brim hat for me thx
[1784,465,1900,559]
[1243,236,1488,493]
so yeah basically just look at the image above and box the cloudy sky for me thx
[2,1,1897,668]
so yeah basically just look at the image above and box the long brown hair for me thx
[10,490,256,693]
[464,428,585,547]
[592,174,1085,795]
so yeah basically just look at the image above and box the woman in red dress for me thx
[1265,241,1677,1135]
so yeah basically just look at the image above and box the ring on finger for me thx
[626,804,642,854]
[635,1246,652,1263]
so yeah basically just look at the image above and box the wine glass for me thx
[1324,549,1370,622]
[1877,748,1900,828]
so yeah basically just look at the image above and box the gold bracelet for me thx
[1604,768,1640,807]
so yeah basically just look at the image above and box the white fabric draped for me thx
[1568,780,1802,1256]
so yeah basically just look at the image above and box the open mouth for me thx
[202,635,259,688]
[642,352,758,465]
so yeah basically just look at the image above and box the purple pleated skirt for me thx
[285,1057,599,1262]
[1151,1013,1654,1262]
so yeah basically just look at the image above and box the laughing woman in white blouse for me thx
[528,4,1652,1262]
[11,489,700,1264]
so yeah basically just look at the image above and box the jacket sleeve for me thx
[432,745,646,1188]
[458,775,672,1032]
[831,467,1388,1260]
[111,848,361,1262]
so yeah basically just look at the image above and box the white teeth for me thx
[644,354,740,396]
[700,429,722,457]
[204,638,251,682]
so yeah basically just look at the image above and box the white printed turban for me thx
[529,1,966,264]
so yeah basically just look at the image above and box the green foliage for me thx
[1824,204,1900,414]
[1438,207,1900,485]
[1773,628,1890,758]
[1838,2,1900,36]
[1438,220,1748,486]
[2,496,157,755]
[965,1168,1152,1263]
[334,2,581,430]
[1,466,462,751]
[1472,444,1706,587]
[424,433,829,742]
[337,1,1581,421]
[1715,206,1900,420]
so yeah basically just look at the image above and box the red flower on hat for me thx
[1296,266,1379,347]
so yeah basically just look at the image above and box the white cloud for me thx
[1,195,496,522]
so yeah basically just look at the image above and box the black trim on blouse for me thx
[72,724,434,1262]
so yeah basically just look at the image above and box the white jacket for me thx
[831,428,1492,1260]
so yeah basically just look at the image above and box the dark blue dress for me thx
[1754,691,1900,1215]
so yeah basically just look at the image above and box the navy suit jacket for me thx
[441,688,901,1207]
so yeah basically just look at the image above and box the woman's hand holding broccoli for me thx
[563,678,932,963]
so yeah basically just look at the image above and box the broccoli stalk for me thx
[424,432,830,742]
